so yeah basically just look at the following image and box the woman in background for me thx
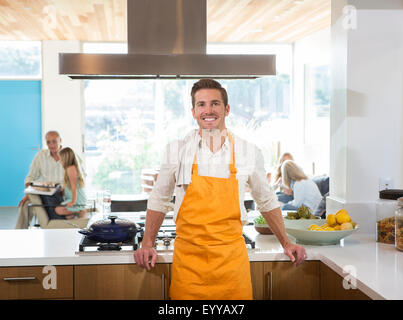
[55,147,87,219]
[280,160,322,212]
[270,152,294,203]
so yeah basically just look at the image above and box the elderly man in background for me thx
[16,131,66,228]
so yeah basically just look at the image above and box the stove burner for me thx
[98,243,122,251]
[78,230,142,252]
[78,225,255,252]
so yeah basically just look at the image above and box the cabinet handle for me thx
[266,272,273,300]
[3,277,37,281]
[161,273,165,300]
[270,272,273,300]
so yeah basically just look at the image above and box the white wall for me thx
[328,0,403,234]
[41,41,84,158]
[293,27,331,175]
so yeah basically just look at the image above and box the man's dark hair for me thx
[191,78,228,108]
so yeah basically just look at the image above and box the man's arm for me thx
[24,152,42,185]
[133,209,165,270]
[261,207,306,267]
[20,152,42,206]
[133,142,178,270]
[247,147,306,266]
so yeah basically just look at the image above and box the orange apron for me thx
[169,134,253,300]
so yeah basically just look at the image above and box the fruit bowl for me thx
[254,223,274,235]
[283,217,321,229]
[285,219,359,245]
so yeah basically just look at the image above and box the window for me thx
[0,41,41,78]
[303,64,330,175]
[84,43,292,196]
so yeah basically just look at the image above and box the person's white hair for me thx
[281,160,307,188]
[45,130,61,139]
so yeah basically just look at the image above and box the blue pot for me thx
[79,215,141,243]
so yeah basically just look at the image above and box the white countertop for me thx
[0,227,402,300]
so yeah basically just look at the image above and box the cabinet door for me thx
[251,261,320,300]
[74,264,170,300]
[0,266,73,300]
[320,263,371,300]
[250,262,265,300]
[260,261,320,300]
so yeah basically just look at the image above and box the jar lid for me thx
[379,189,403,200]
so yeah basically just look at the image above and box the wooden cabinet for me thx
[250,261,320,300]
[320,263,370,300]
[0,261,372,300]
[0,266,73,300]
[74,264,170,300]
[251,261,371,300]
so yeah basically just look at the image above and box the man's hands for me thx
[261,208,306,267]
[283,242,306,267]
[133,246,158,271]
[19,194,29,207]
[134,209,166,270]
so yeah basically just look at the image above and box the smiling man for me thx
[133,79,306,300]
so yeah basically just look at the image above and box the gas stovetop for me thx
[76,221,255,253]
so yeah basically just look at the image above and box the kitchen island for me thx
[0,227,401,300]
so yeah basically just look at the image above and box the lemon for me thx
[334,225,341,230]
[326,214,337,227]
[323,226,335,231]
[308,224,320,231]
[336,212,351,224]
[340,222,353,230]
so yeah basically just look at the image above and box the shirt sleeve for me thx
[247,147,281,213]
[24,152,42,185]
[146,143,177,214]
[285,181,304,208]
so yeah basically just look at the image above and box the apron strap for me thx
[192,132,237,176]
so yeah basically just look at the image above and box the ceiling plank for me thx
[0,0,330,43]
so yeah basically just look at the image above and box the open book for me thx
[24,182,62,196]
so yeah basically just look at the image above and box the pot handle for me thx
[108,215,118,224]
[78,229,91,236]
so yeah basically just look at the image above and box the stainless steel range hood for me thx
[59,0,276,79]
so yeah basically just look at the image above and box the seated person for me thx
[279,160,322,213]
[54,147,87,220]
[270,152,294,204]
[15,131,64,228]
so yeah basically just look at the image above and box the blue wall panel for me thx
[0,81,42,206]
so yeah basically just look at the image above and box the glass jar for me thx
[376,189,403,244]
[103,190,112,218]
[395,197,403,251]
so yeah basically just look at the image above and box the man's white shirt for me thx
[147,129,281,222]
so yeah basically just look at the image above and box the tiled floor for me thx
[0,207,19,229]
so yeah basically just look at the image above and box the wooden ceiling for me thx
[0,0,330,43]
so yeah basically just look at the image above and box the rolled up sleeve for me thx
[248,147,281,213]
[146,143,177,214]
[24,153,41,185]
